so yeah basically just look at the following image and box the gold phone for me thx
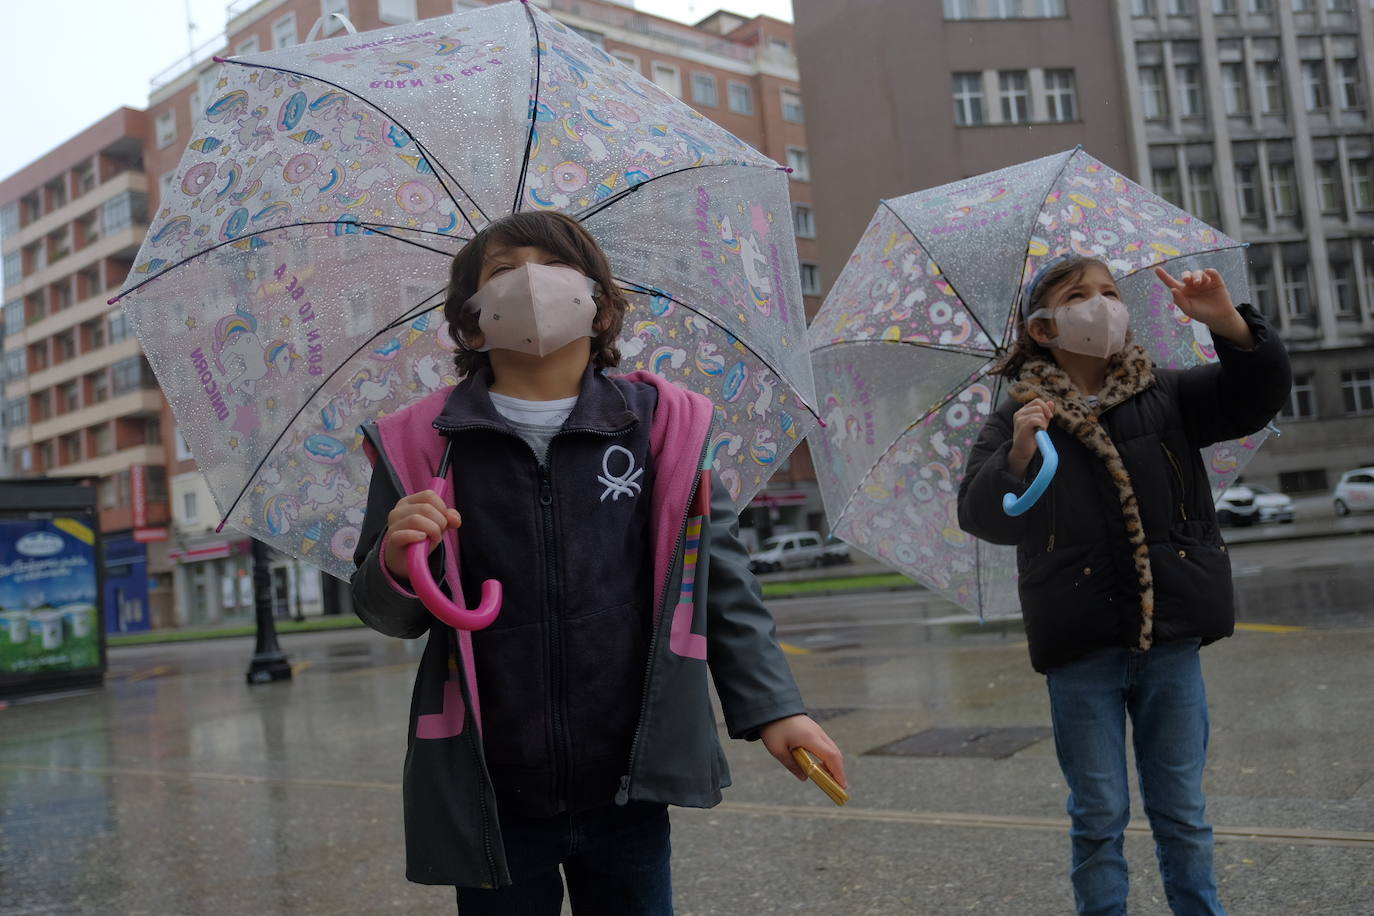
[791,747,849,806]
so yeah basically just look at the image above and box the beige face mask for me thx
[468,262,599,357]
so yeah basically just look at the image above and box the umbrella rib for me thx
[109,221,462,304]
[213,287,449,532]
[810,337,998,360]
[576,162,787,223]
[213,57,486,231]
[828,364,992,527]
[1118,242,1250,282]
[876,199,1004,351]
[510,0,544,214]
[614,276,820,419]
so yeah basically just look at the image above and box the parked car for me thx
[749,531,826,573]
[1333,467,1374,516]
[1242,483,1296,524]
[1214,486,1259,526]
[821,535,852,566]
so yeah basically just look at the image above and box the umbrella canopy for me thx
[808,147,1264,618]
[114,1,817,579]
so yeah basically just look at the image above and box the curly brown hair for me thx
[443,212,627,376]
[990,254,1108,379]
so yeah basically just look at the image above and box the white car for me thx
[1333,467,1374,516]
[1242,483,1296,524]
[749,531,826,573]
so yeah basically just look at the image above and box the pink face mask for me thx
[467,262,599,357]
[1029,295,1130,359]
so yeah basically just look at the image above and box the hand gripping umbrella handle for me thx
[1003,430,1058,517]
[405,475,502,631]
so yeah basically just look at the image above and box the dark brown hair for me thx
[443,211,627,376]
[990,254,1108,379]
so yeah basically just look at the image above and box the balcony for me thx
[2,224,144,301]
[8,388,164,449]
[2,171,148,255]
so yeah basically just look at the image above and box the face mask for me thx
[467,262,599,357]
[1028,294,1129,359]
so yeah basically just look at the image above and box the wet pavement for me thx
[2,534,1372,915]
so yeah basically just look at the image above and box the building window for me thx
[651,63,681,98]
[1250,264,1279,321]
[1222,63,1249,115]
[1233,165,1259,218]
[1175,65,1203,117]
[1269,163,1297,215]
[1302,61,1329,112]
[691,73,718,108]
[786,147,810,181]
[728,81,753,115]
[236,35,260,56]
[799,263,821,297]
[1279,373,1317,420]
[318,0,349,33]
[999,71,1030,123]
[90,370,109,404]
[1317,161,1344,213]
[1364,259,1374,315]
[31,390,52,423]
[183,490,200,524]
[1247,0,1271,9]
[1341,369,1374,414]
[952,73,986,126]
[55,329,76,362]
[781,88,804,124]
[1282,264,1311,317]
[155,110,177,149]
[1351,159,1373,210]
[0,202,18,239]
[1256,62,1284,115]
[1167,0,1193,11]
[3,299,21,336]
[611,52,639,73]
[1152,167,1183,207]
[5,397,28,429]
[2,251,20,287]
[102,191,148,236]
[793,204,815,239]
[1213,0,1237,11]
[943,0,978,16]
[1332,262,1356,315]
[1336,59,1363,110]
[1131,0,1155,13]
[176,427,194,460]
[3,349,24,383]
[59,380,80,413]
[109,310,132,343]
[112,355,156,395]
[1187,166,1219,221]
[1140,67,1168,119]
[272,12,298,48]
[146,417,163,445]
[1044,69,1077,121]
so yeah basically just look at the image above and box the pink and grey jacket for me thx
[351,367,804,888]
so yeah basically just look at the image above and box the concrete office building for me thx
[794,0,1374,494]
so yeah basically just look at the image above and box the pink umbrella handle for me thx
[405,476,502,631]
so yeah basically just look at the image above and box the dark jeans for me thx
[456,802,672,915]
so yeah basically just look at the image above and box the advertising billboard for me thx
[0,515,103,678]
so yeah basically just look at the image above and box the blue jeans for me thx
[1045,639,1225,916]
[455,802,672,915]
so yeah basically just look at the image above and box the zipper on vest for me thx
[1161,443,1188,521]
[537,461,571,811]
[617,437,710,806]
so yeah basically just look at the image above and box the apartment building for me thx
[794,0,1374,494]
[0,108,170,632]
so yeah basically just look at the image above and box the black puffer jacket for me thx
[958,305,1290,672]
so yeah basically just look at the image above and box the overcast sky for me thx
[0,0,793,182]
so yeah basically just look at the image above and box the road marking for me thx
[711,801,1374,849]
[1236,623,1307,633]
[290,660,314,675]
[779,642,811,655]
[7,761,1369,850]
[126,665,172,683]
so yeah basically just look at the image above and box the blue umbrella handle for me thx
[1003,430,1058,517]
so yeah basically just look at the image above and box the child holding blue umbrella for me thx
[350,211,845,914]
[958,255,1290,915]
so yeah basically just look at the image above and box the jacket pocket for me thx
[1161,443,1188,522]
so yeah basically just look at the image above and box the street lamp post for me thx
[246,537,292,684]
